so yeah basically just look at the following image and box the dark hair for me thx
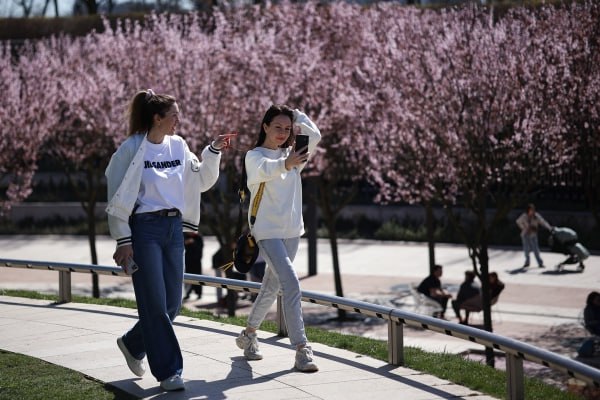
[127,89,176,136]
[464,270,476,281]
[254,104,294,148]
[433,264,443,272]
[527,203,536,212]
[587,291,600,306]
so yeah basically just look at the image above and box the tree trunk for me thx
[20,0,33,17]
[476,199,495,367]
[41,0,50,15]
[305,177,318,276]
[85,0,98,14]
[318,178,346,321]
[425,202,436,275]
[86,202,100,298]
[326,219,346,321]
[478,243,494,367]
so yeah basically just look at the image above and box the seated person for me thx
[453,271,505,325]
[417,264,453,319]
[584,291,600,336]
[489,272,505,301]
[452,270,481,324]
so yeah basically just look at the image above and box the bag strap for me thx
[219,167,265,272]
[249,182,265,226]
[237,161,265,228]
[235,162,265,234]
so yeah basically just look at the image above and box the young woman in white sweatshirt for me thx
[235,104,321,372]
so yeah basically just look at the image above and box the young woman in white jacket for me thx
[235,104,321,372]
[105,89,230,391]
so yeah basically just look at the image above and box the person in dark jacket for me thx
[451,271,480,324]
[584,291,600,336]
[417,264,453,319]
[452,271,505,325]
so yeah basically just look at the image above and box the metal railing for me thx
[1,257,598,399]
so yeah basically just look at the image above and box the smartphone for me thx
[123,257,139,275]
[295,134,309,154]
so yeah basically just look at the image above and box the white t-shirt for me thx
[136,135,185,213]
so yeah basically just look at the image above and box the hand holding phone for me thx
[123,257,139,275]
[294,134,309,155]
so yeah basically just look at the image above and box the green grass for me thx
[0,349,136,400]
[0,289,583,400]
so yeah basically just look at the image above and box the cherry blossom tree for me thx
[39,31,129,297]
[292,2,378,319]
[359,5,456,274]
[0,41,60,216]
[540,2,600,227]
[368,3,586,366]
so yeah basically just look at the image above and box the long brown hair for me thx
[127,89,176,136]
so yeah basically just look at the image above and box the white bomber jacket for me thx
[105,133,221,247]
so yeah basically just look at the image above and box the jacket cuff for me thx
[116,237,132,247]
[209,143,221,155]
[182,221,198,232]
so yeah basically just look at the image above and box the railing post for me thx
[58,271,72,303]
[506,353,524,400]
[388,319,404,365]
[276,295,287,337]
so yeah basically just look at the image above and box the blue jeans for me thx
[121,213,184,381]
[248,237,307,347]
[521,233,543,266]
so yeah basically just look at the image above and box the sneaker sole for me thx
[295,363,319,372]
[244,351,263,360]
[160,383,185,391]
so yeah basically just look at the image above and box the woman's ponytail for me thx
[126,89,175,136]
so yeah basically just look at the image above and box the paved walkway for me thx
[0,296,496,400]
[1,235,598,398]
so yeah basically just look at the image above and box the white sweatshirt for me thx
[245,109,321,241]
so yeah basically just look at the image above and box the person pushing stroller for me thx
[516,204,553,268]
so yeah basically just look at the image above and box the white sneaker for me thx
[117,336,145,377]
[160,374,185,391]
[235,329,263,360]
[295,346,318,372]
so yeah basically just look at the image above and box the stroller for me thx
[548,227,590,272]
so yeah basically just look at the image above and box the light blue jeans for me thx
[248,237,307,347]
[521,233,543,266]
[121,213,184,381]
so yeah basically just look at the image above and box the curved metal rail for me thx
[1,257,598,399]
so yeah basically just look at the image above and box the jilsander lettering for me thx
[144,159,182,169]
